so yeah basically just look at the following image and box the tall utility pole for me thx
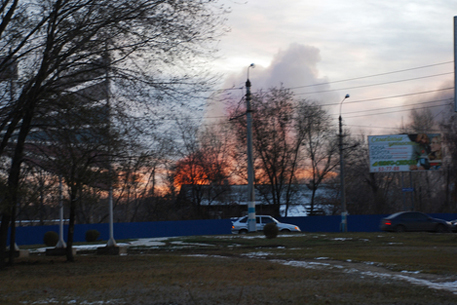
[104,49,117,248]
[339,94,350,232]
[246,64,256,232]
[454,16,456,112]
[55,176,66,249]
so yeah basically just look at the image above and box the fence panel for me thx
[11,213,457,246]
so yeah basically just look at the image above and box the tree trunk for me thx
[0,214,11,269]
[1,97,37,267]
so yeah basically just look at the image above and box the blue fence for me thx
[13,219,233,246]
[11,213,457,246]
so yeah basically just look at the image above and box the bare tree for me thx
[0,0,227,267]
[230,87,302,216]
[398,108,445,213]
[344,136,400,214]
[173,119,233,218]
[343,107,448,216]
[26,92,116,262]
[295,101,340,215]
[249,88,297,216]
[438,105,457,212]
[228,87,345,216]
[399,108,436,134]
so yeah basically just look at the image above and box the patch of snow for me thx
[128,238,169,247]
[278,260,332,269]
[242,251,274,258]
[186,254,228,259]
[359,271,457,294]
[280,204,307,217]
[170,241,214,247]
[273,259,457,294]
[401,270,422,274]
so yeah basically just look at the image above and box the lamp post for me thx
[246,63,256,232]
[454,16,456,111]
[104,49,117,248]
[55,176,66,249]
[339,94,350,232]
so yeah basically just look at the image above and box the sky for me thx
[208,0,456,136]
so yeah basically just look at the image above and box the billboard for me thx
[368,134,442,173]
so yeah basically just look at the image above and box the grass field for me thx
[2,232,457,304]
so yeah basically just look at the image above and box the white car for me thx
[231,215,301,234]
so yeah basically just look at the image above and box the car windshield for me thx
[263,216,279,224]
[238,216,248,223]
[386,212,404,219]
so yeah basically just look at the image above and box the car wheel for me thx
[394,225,406,232]
[435,224,448,233]
[239,229,248,234]
[280,229,290,232]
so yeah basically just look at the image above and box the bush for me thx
[43,231,59,247]
[85,229,100,242]
[263,223,279,239]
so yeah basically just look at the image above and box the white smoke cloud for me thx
[223,43,329,89]
[212,43,339,115]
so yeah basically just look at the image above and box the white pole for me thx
[104,48,117,247]
[339,94,350,232]
[56,176,66,248]
[107,186,117,247]
[454,16,457,112]
[246,64,256,232]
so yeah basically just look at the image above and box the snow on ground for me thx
[24,235,457,294]
[241,251,457,295]
[28,238,169,254]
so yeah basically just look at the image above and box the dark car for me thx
[380,211,452,233]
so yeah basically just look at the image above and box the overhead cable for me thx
[293,72,453,96]
[287,61,453,90]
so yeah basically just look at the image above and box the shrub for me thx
[263,223,279,239]
[43,231,59,247]
[85,229,100,242]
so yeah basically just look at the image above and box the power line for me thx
[320,87,454,107]
[200,100,450,123]
[214,61,454,93]
[287,61,454,90]
[156,96,453,123]
[343,101,452,119]
[348,124,403,131]
[348,124,442,134]
[214,61,454,105]
[293,72,453,96]
[340,98,452,116]
[162,62,456,127]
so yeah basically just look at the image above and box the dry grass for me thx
[2,232,457,304]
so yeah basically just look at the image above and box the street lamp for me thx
[246,63,256,232]
[339,94,350,232]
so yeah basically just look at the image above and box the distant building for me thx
[177,183,338,219]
